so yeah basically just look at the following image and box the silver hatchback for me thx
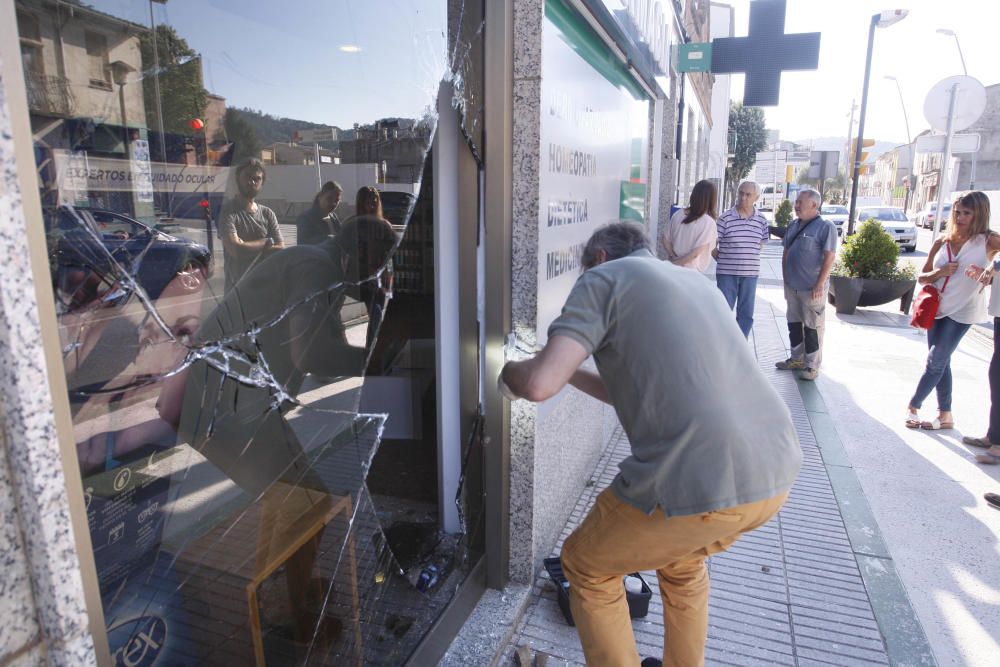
[857,207,917,252]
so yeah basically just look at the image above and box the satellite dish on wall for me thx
[923,75,986,132]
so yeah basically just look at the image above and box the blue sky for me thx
[91,0,449,127]
[87,0,1000,145]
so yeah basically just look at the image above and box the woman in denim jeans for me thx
[906,191,1000,430]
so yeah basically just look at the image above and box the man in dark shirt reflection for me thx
[296,181,343,245]
[159,215,396,647]
[163,214,397,495]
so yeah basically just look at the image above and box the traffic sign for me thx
[923,76,986,132]
[915,133,980,154]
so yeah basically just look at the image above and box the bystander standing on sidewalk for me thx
[714,181,769,337]
[776,188,836,381]
[219,158,285,292]
[905,192,1000,431]
[661,179,718,273]
[499,222,801,667]
[296,180,343,246]
[962,253,1000,463]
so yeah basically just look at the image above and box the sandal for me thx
[905,409,921,429]
[962,435,995,449]
[920,418,955,430]
[976,451,1000,465]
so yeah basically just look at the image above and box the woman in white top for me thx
[905,191,1000,430]
[661,179,718,272]
[962,254,1000,463]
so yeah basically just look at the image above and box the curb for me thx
[794,379,938,667]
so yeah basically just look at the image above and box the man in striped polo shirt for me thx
[713,181,769,337]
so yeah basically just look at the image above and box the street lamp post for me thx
[110,60,136,150]
[936,29,968,75]
[149,1,168,162]
[884,76,914,213]
[848,9,909,235]
[937,28,975,188]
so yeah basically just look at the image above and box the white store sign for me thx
[536,15,650,343]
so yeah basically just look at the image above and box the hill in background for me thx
[230,107,331,146]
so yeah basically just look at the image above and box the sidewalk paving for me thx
[501,241,969,666]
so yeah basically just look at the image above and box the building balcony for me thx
[24,72,76,117]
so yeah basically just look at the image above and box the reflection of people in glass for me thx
[350,186,396,350]
[158,216,396,646]
[164,214,397,494]
[220,158,284,292]
[296,181,343,245]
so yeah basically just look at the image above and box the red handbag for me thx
[910,242,952,329]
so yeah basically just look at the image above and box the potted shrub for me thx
[769,199,793,239]
[828,219,917,314]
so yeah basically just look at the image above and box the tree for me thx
[725,102,767,206]
[139,26,208,140]
[224,108,261,165]
[797,166,848,204]
[774,199,793,228]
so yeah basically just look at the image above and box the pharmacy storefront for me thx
[0,0,673,664]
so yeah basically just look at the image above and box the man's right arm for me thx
[569,368,610,404]
[501,335,590,402]
[221,215,270,251]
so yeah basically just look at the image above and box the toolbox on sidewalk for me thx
[543,557,652,627]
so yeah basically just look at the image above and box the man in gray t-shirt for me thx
[500,222,801,667]
[220,158,285,292]
[777,188,837,380]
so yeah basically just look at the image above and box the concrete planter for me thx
[828,276,916,315]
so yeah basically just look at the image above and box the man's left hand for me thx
[811,284,825,301]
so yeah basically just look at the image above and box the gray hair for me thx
[798,188,822,206]
[738,180,761,196]
[581,221,651,269]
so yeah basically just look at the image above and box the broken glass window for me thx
[18,0,483,662]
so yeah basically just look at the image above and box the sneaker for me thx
[641,659,662,667]
[798,367,819,381]
[775,358,805,370]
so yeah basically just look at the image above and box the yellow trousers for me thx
[561,488,789,667]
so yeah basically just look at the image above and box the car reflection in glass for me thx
[47,206,212,312]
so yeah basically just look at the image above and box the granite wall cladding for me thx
[530,369,611,573]
[509,0,544,585]
[0,59,96,665]
[508,0,629,584]
[0,416,42,663]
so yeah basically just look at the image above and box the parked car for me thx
[856,206,917,252]
[916,202,951,229]
[46,206,213,312]
[820,204,849,237]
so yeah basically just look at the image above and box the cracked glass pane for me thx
[448,0,485,163]
[19,0,482,662]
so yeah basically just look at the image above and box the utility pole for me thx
[844,99,857,202]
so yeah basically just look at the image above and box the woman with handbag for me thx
[905,191,1000,430]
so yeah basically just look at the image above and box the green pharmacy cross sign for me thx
[708,0,820,107]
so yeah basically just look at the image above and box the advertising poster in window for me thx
[536,2,650,344]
